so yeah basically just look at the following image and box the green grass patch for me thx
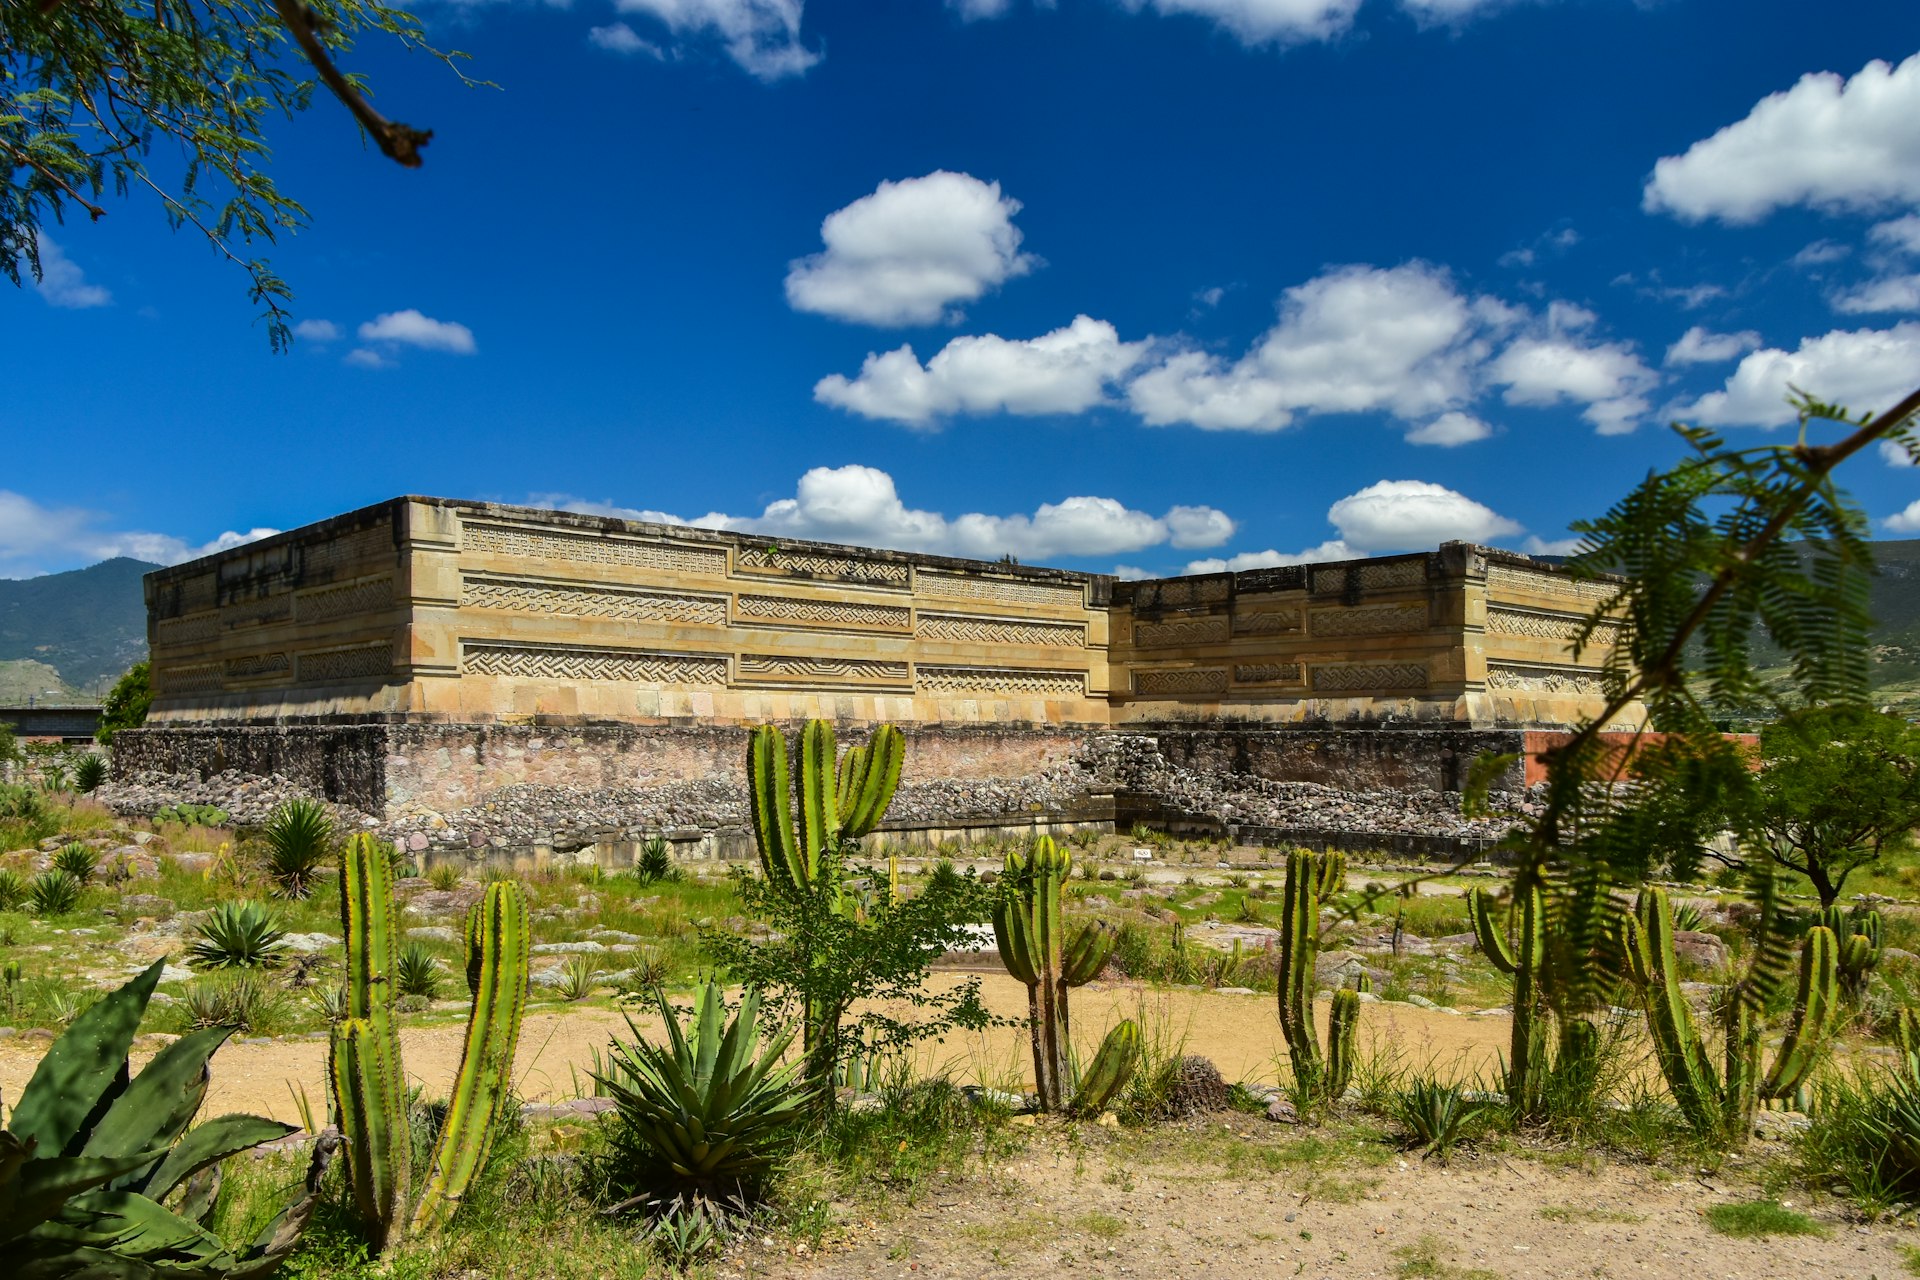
[1703,1199,1827,1239]
[1392,1235,1500,1280]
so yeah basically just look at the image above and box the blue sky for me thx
[5,0,1920,578]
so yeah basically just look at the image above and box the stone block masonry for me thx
[114,496,1645,862]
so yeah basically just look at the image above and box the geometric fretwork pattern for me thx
[1309,662,1428,692]
[1233,662,1303,684]
[1132,667,1229,695]
[737,654,909,683]
[1134,616,1230,647]
[735,547,912,586]
[461,642,727,685]
[1484,607,1619,646]
[463,522,727,576]
[1485,662,1608,696]
[300,576,395,624]
[1309,602,1429,638]
[736,594,911,629]
[917,665,1087,696]
[461,575,727,625]
[916,613,1085,647]
[300,645,393,682]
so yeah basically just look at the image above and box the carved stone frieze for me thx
[1134,616,1230,647]
[1484,607,1619,646]
[1310,602,1429,638]
[737,654,909,683]
[736,594,911,630]
[1233,608,1302,636]
[224,652,291,680]
[735,548,912,586]
[1485,663,1608,696]
[462,642,727,685]
[1309,662,1428,692]
[919,571,1083,608]
[1133,667,1229,695]
[916,613,1084,647]
[463,522,727,576]
[300,576,395,624]
[1485,563,1619,607]
[917,665,1086,696]
[300,645,393,682]
[1311,559,1428,594]
[1233,662,1303,684]
[461,575,727,625]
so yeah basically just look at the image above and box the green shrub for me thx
[554,954,597,1002]
[181,970,289,1034]
[395,941,442,999]
[261,797,335,899]
[27,869,82,916]
[1392,1076,1492,1158]
[634,835,678,885]
[52,841,98,885]
[427,862,462,891]
[0,867,24,912]
[593,981,811,1206]
[71,752,109,793]
[0,782,45,821]
[95,659,152,744]
[155,802,232,828]
[187,900,288,969]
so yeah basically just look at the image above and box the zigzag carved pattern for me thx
[300,645,392,682]
[736,594,910,629]
[1234,609,1302,635]
[300,524,396,575]
[1485,563,1619,606]
[1133,667,1229,695]
[1132,577,1231,608]
[463,523,726,576]
[1310,603,1428,638]
[1486,663,1608,696]
[462,643,727,685]
[916,613,1084,647]
[736,548,911,585]
[919,572,1083,607]
[156,612,221,646]
[161,663,224,694]
[224,652,290,680]
[917,666,1086,696]
[1484,607,1619,645]
[1311,559,1428,594]
[300,576,395,624]
[1234,662,1302,684]
[1134,616,1230,647]
[1310,662,1428,692]
[462,576,726,624]
[737,654,909,682]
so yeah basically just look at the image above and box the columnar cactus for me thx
[1468,883,1545,1106]
[1819,905,1882,1003]
[1626,885,1838,1144]
[1277,848,1363,1101]
[1068,1019,1142,1118]
[329,833,529,1250]
[993,835,1126,1112]
[748,721,903,902]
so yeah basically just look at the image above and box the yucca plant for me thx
[395,942,443,999]
[188,901,289,970]
[0,960,327,1276]
[594,981,812,1204]
[426,862,462,892]
[72,753,109,793]
[634,835,677,885]
[1393,1076,1493,1158]
[0,866,25,911]
[555,955,597,1002]
[52,842,99,886]
[27,869,83,916]
[261,797,335,900]
[182,970,288,1034]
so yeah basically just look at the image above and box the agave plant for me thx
[395,942,443,999]
[72,753,109,793]
[52,842,99,886]
[634,835,677,885]
[261,798,335,900]
[182,971,288,1034]
[27,869,83,917]
[555,955,597,1002]
[594,982,812,1203]
[187,901,289,970]
[1392,1076,1492,1158]
[0,866,25,912]
[0,960,329,1277]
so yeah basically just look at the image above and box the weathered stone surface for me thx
[1672,930,1730,971]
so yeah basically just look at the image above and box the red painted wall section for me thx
[1520,730,1760,788]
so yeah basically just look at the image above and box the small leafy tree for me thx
[1737,706,1920,907]
[96,660,152,744]
[702,721,999,1099]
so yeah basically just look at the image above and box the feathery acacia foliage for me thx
[1484,385,1920,1112]
[3,0,470,346]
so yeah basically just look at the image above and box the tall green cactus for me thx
[329,833,529,1251]
[1626,884,1839,1145]
[1818,905,1882,1003]
[1276,848,1365,1102]
[1067,1019,1141,1118]
[993,835,1122,1112]
[1468,883,1549,1109]
[749,721,904,900]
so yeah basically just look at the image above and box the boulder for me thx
[1671,930,1730,971]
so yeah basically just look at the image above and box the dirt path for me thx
[0,976,1507,1124]
[758,1124,1915,1280]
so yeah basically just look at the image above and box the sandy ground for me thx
[0,975,1507,1125]
[752,1124,1917,1280]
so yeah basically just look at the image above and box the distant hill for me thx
[0,557,156,695]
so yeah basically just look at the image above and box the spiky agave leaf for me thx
[187,901,289,970]
[262,798,336,900]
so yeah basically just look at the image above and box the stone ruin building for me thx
[109,496,1641,865]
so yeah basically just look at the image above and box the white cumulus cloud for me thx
[1886,499,1920,534]
[1874,215,1920,256]
[813,316,1146,426]
[547,465,1234,563]
[1182,478,1522,574]
[0,491,278,579]
[611,0,817,79]
[1831,274,1920,314]
[28,233,111,309]
[1487,302,1659,434]
[1128,0,1361,45]
[1670,321,1920,428]
[1644,53,1920,225]
[1404,411,1493,446]
[588,22,665,55]
[1127,262,1498,431]
[786,172,1035,326]
[358,309,476,354]
[1879,439,1918,468]
[293,318,341,343]
[1665,325,1763,366]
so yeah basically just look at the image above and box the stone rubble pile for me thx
[96,770,369,829]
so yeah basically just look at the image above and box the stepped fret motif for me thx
[301,645,393,682]
[920,571,1083,607]
[1311,559,1428,594]
[162,663,224,694]
[1486,663,1608,696]
[1484,607,1619,645]
[737,654,908,683]
[1310,662,1428,692]
[918,666,1086,695]
[736,548,912,585]
[462,576,726,624]
[1486,562,1620,606]
[156,612,221,646]
[1134,616,1230,647]
[224,652,291,680]
[1310,603,1428,638]
[1133,667,1229,695]
[1131,577,1231,608]
[300,524,396,575]
[736,594,911,629]
[1234,662,1302,684]
[463,642,727,685]
[463,522,726,575]
[915,613,1084,647]
[301,576,395,624]
[1234,608,1302,635]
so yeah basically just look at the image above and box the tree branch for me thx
[273,0,431,167]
